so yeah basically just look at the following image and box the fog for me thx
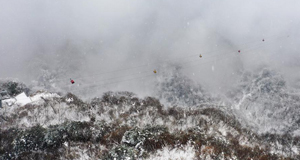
[1,0,300,98]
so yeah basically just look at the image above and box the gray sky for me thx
[1,0,300,97]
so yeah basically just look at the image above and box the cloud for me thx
[1,0,299,97]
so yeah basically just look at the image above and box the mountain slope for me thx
[1,82,299,159]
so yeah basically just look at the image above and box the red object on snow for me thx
[238,50,241,53]
[70,79,75,84]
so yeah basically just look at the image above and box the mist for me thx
[1,0,300,98]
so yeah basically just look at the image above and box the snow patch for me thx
[147,144,195,160]
[2,98,17,106]
[30,92,60,102]
[66,98,74,103]
[2,92,60,107]
[15,92,31,106]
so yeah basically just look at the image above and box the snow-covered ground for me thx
[1,68,300,160]
[2,91,60,107]
[147,144,196,160]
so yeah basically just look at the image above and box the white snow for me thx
[66,98,74,103]
[234,93,251,110]
[147,144,196,160]
[15,92,32,106]
[2,92,32,106]
[2,98,16,106]
[30,92,60,102]
[291,146,299,155]
[2,92,60,107]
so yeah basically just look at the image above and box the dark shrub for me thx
[13,125,46,154]
[64,121,92,142]
[1,81,30,96]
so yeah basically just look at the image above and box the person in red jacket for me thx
[70,78,75,84]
